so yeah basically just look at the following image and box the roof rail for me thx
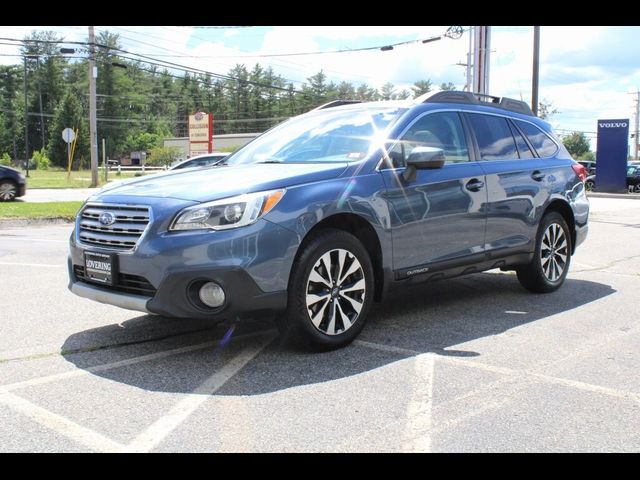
[423,91,535,117]
[310,100,362,111]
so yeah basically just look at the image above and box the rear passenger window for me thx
[467,113,518,160]
[514,120,558,158]
[509,121,536,159]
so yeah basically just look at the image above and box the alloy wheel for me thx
[305,248,366,335]
[0,182,16,201]
[540,223,568,282]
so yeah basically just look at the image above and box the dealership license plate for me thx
[84,251,116,285]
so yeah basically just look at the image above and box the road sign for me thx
[62,128,76,144]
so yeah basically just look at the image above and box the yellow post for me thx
[67,127,79,178]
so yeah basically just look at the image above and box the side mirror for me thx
[403,147,445,182]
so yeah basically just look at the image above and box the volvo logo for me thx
[599,122,628,128]
[99,212,116,226]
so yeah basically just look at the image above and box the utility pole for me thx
[630,91,640,162]
[532,26,540,116]
[88,26,98,187]
[23,56,29,177]
[472,26,491,95]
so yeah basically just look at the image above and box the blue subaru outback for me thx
[68,91,589,350]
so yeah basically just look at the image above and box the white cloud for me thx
[3,25,639,139]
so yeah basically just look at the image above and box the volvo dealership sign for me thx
[188,112,213,157]
[596,118,629,193]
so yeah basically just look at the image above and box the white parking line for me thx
[0,329,276,394]
[0,392,124,452]
[402,354,434,453]
[0,262,64,268]
[0,237,68,243]
[356,339,640,402]
[124,333,275,453]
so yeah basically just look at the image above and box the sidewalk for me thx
[19,188,100,203]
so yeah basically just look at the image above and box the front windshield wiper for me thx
[255,160,283,164]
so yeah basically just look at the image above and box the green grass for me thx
[22,169,155,189]
[0,201,84,220]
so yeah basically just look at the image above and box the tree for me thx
[562,132,590,159]
[538,99,559,120]
[380,82,396,100]
[412,80,432,98]
[47,90,88,168]
[440,82,456,91]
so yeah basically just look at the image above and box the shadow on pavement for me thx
[61,272,615,396]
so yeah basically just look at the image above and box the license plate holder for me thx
[84,251,117,286]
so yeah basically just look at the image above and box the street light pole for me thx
[88,26,98,187]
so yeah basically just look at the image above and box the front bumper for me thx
[68,205,298,319]
[68,259,287,319]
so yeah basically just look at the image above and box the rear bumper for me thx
[17,184,26,197]
[575,223,588,250]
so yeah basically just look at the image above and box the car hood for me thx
[0,165,22,175]
[91,163,349,202]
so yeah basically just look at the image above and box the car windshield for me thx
[227,105,406,165]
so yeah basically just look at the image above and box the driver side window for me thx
[386,111,470,168]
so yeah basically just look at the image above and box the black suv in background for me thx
[0,165,27,201]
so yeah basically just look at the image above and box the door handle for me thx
[465,178,485,192]
[531,170,546,181]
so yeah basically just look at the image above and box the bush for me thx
[31,149,51,170]
[218,145,241,153]
[147,146,182,166]
[0,153,11,166]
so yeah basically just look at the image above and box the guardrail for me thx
[98,165,167,173]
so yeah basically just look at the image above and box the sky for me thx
[2,25,640,150]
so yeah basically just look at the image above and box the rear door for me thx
[380,111,487,274]
[465,112,558,258]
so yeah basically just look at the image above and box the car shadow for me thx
[61,272,615,396]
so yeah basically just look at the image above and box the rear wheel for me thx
[279,229,374,351]
[517,211,571,293]
[0,180,17,201]
[585,180,595,191]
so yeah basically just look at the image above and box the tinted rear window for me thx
[515,120,558,158]
[467,113,518,160]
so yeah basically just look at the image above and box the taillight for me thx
[572,163,587,183]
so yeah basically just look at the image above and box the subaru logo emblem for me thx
[99,212,116,226]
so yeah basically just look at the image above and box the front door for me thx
[380,111,487,273]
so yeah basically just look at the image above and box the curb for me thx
[0,218,74,228]
[586,192,640,200]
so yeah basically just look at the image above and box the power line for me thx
[174,26,255,29]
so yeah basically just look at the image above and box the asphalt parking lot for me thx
[1,196,639,452]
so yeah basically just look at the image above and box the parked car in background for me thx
[68,91,589,351]
[169,153,229,171]
[585,165,640,192]
[0,164,27,201]
[578,160,596,175]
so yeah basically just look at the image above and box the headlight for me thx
[170,189,285,231]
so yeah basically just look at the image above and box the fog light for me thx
[199,282,225,308]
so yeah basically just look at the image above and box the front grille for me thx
[74,265,156,297]
[79,204,150,251]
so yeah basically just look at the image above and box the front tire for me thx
[517,211,571,293]
[279,229,374,351]
[0,180,17,201]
